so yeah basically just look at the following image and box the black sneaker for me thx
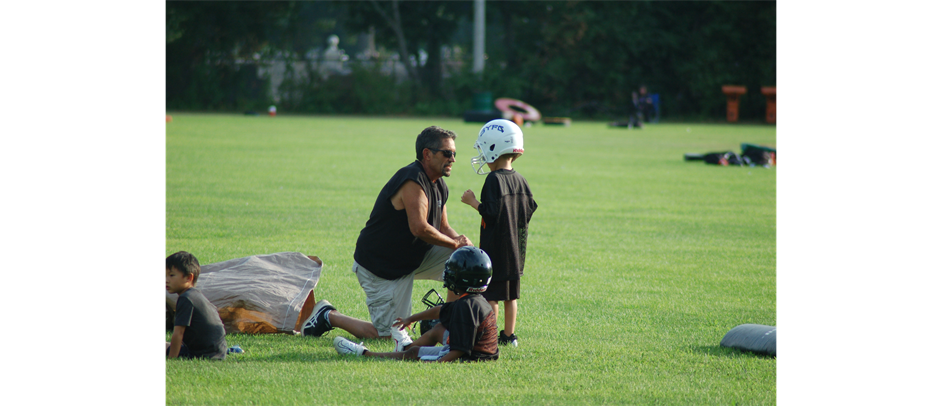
[301,300,336,337]
[498,330,518,347]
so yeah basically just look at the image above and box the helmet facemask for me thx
[471,141,491,175]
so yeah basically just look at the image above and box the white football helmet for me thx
[471,119,525,175]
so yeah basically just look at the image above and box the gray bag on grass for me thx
[166,252,322,334]
[720,324,776,356]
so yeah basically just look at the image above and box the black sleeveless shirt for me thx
[354,161,448,280]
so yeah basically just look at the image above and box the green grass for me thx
[166,113,775,405]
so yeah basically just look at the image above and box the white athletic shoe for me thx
[334,336,367,356]
[390,327,413,352]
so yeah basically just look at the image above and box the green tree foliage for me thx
[343,0,469,97]
[484,1,775,119]
[166,1,348,111]
[166,1,775,120]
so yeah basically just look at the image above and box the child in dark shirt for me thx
[166,251,228,360]
[461,119,537,347]
[333,247,499,362]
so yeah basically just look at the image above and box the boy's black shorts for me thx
[482,279,520,302]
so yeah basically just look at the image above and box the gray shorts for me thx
[353,245,453,337]
[417,330,451,361]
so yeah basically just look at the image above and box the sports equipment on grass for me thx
[494,98,541,122]
[418,289,444,335]
[471,119,525,175]
[720,324,776,356]
[334,336,367,356]
[443,247,492,293]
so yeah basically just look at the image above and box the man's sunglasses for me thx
[429,148,457,158]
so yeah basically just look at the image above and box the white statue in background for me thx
[320,35,348,77]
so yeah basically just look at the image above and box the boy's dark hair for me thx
[500,152,522,162]
[415,126,457,160]
[166,251,201,285]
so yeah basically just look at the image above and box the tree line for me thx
[167,1,775,121]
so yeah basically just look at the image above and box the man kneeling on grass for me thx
[334,247,499,362]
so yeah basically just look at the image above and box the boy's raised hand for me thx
[461,189,479,208]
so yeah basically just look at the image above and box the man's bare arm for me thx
[393,181,468,249]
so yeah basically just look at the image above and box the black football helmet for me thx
[443,247,492,293]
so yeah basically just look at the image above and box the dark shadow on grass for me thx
[249,352,406,363]
[692,345,776,359]
[241,351,349,362]
[223,337,394,363]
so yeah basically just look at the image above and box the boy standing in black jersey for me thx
[460,119,538,347]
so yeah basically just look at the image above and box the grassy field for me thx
[166,113,776,405]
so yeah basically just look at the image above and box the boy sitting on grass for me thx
[333,247,499,362]
[166,251,228,360]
